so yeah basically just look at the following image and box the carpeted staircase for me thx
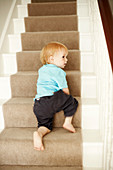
[0,0,83,169]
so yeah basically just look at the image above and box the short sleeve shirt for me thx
[35,64,68,99]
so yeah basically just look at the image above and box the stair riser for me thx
[3,99,81,128]
[78,17,91,33]
[17,5,28,19]
[10,73,81,97]
[81,76,97,98]
[83,143,103,167]
[24,16,78,32]
[0,101,7,130]
[28,2,77,16]
[8,35,21,53]
[1,54,17,75]
[13,19,25,34]
[0,77,11,99]
[77,4,89,17]
[82,105,99,129]
[13,17,90,34]
[80,34,93,51]
[17,51,80,71]
[21,0,31,5]
[21,32,79,51]
[81,53,95,73]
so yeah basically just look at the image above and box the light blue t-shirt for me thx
[35,64,68,99]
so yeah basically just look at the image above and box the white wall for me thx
[0,0,13,39]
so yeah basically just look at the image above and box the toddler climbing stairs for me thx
[0,0,83,169]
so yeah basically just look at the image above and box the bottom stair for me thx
[0,127,82,169]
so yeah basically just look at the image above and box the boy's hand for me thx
[62,88,70,95]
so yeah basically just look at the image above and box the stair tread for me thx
[17,49,80,52]
[30,1,76,5]
[0,127,82,166]
[25,15,77,18]
[22,31,79,33]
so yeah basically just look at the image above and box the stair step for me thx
[3,97,99,129]
[10,71,81,97]
[8,33,93,53]
[0,128,103,168]
[28,2,77,16]
[24,15,78,32]
[3,97,81,128]
[2,51,94,73]
[13,17,91,34]
[17,50,80,71]
[21,31,79,51]
[0,127,82,166]
[10,71,96,98]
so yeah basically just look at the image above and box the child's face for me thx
[52,49,68,68]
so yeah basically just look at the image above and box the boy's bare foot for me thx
[33,131,44,151]
[63,123,76,133]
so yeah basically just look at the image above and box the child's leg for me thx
[33,126,51,151]
[63,116,76,133]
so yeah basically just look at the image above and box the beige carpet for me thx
[0,1,82,169]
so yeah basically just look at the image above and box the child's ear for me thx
[49,56,54,62]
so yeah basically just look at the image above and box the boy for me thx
[33,42,78,151]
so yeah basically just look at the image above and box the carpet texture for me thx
[0,0,83,169]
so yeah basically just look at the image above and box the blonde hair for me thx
[40,42,68,65]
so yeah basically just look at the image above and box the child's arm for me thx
[62,88,70,95]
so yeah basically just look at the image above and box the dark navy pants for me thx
[33,90,78,130]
